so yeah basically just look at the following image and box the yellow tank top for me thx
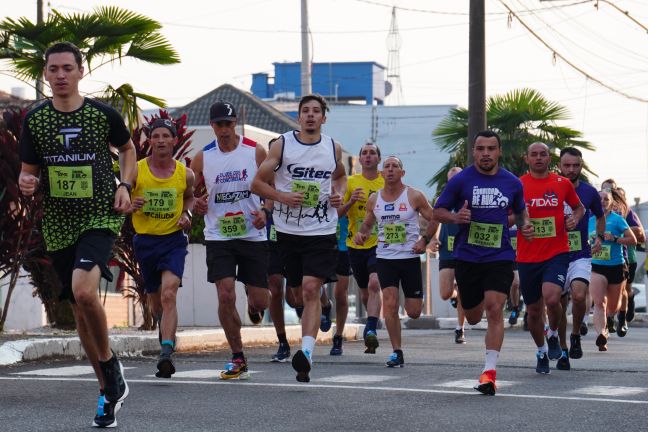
[132,158,187,235]
[345,173,384,249]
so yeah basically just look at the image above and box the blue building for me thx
[252,61,386,105]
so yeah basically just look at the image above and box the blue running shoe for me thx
[364,330,379,354]
[320,300,332,332]
[271,343,291,362]
[330,335,343,356]
[385,352,404,368]
[547,335,562,360]
[536,351,550,374]
[508,308,519,326]
[92,391,123,428]
[556,349,570,371]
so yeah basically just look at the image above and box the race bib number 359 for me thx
[218,214,247,238]
[48,165,93,198]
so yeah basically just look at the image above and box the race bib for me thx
[384,223,406,244]
[218,214,247,238]
[269,225,277,242]
[48,166,93,198]
[592,244,612,261]
[143,188,176,212]
[467,222,503,248]
[291,180,320,208]
[568,231,582,252]
[356,219,378,237]
[447,235,455,252]
[531,217,556,238]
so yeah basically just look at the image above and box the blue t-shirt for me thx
[434,165,525,263]
[565,181,604,261]
[338,216,348,251]
[438,223,459,261]
[589,212,629,266]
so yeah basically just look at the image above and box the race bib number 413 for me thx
[48,165,93,198]
[531,217,556,238]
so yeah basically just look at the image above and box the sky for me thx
[2,0,648,202]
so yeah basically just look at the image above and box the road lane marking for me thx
[1,376,647,404]
[316,374,397,383]
[575,386,646,397]
[12,366,136,377]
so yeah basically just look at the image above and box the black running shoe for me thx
[292,350,312,383]
[92,391,123,428]
[364,330,379,354]
[99,352,129,404]
[617,317,628,337]
[248,307,264,325]
[330,335,343,356]
[569,333,583,359]
[320,300,332,332]
[627,296,636,322]
[295,306,304,319]
[508,308,519,326]
[450,296,458,309]
[271,342,291,362]
[385,352,404,368]
[595,334,608,351]
[535,352,550,374]
[556,349,570,371]
[580,321,588,336]
[606,316,616,334]
[155,345,175,378]
[454,328,466,344]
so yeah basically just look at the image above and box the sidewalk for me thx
[0,324,365,366]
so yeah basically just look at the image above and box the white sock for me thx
[483,350,499,372]
[455,325,463,331]
[547,328,558,338]
[302,336,316,357]
[582,314,589,324]
[537,342,548,354]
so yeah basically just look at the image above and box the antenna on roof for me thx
[386,6,404,105]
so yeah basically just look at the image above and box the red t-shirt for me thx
[517,173,581,263]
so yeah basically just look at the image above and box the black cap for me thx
[209,101,237,122]
[148,118,177,137]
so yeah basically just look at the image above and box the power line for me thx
[352,0,592,15]
[500,0,648,103]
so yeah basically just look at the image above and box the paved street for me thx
[2,327,648,432]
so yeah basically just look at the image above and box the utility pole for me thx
[35,0,45,100]
[300,0,312,97]
[468,0,486,164]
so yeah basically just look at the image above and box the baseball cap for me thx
[148,118,177,137]
[209,101,237,122]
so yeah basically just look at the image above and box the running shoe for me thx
[271,342,291,362]
[454,328,466,344]
[606,316,616,334]
[617,314,628,337]
[569,333,583,359]
[535,351,550,374]
[385,352,404,368]
[546,335,562,360]
[580,321,588,336]
[295,306,304,319]
[99,352,129,404]
[320,300,332,332]
[330,335,343,356]
[595,334,608,352]
[450,296,458,309]
[220,357,250,380]
[248,307,264,325]
[508,308,519,326]
[627,296,636,322]
[155,344,175,378]
[556,349,570,371]
[474,369,496,395]
[92,391,123,428]
[292,349,312,383]
[364,330,379,354]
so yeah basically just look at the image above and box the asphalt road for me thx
[2,327,648,432]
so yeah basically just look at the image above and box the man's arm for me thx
[190,150,209,215]
[19,162,41,196]
[411,188,438,253]
[329,142,347,209]
[354,193,378,246]
[177,168,195,230]
[514,208,535,241]
[251,137,304,207]
[114,140,136,213]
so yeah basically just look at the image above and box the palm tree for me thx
[429,88,595,195]
[0,6,179,126]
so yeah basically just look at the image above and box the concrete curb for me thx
[0,324,364,366]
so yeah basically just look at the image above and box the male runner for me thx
[252,94,346,383]
[435,130,532,394]
[129,118,195,378]
[191,101,270,380]
[19,42,134,427]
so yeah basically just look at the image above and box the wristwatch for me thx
[182,209,193,220]
[117,182,132,194]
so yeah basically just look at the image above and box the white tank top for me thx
[202,136,266,241]
[374,187,420,259]
[272,130,338,236]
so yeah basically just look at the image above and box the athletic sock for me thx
[277,332,288,345]
[161,339,174,349]
[483,349,499,372]
[537,342,548,355]
[232,351,245,361]
[582,313,589,324]
[547,328,559,338]
[302,336,316,356]
[455,325,464,331]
